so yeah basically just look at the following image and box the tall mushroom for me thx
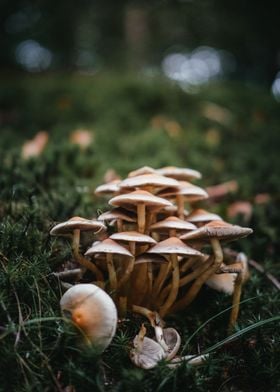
[50,217,106,283]
[109,190,172,234]
[158,181,208,220]
[147,237,204,317]
[85,238,133,300]
[174,220,252,322]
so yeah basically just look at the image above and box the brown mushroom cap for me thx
[180,220,253,242]
[95,180,121,196]
[119,173,180,191]
[150,216,196,232]
[147,237,203,257]
[109,190,173,210]
[110,231,156,245]
[128,166,157,177]
[157,166,202,181]
[50,217,106,236]
[97,208,136,223]
[186,208,222,223]
[134,254,168,265]
[159,181,208,202]
[85,238,133,258]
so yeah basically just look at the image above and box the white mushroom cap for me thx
[150,216,196,232]
[128,166,157,177]
[205,273,237,295]
[110,231,156,244]
[119,174,180,191]
[50,217,106,236]
[157,166,202,181]
[60,284,117,351]
[85,238,133,258]
[159,181,208,202]
[95,180,121,196]
[147,237,203,257]
[186,208,222,223]
[109,190,173,210]
[130,327,166,369]
[97,208,136,223]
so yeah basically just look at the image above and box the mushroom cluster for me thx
[51,165,253,367]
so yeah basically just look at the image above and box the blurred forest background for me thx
[1,0,280,89]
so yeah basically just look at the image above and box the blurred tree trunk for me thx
[124,5,149,70]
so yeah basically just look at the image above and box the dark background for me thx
[1,0,280,87]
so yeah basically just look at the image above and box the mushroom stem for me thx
[157,258,213,307]
[72,229,104,285]
[170,239,223,312]
[159,254,180,317]
[176,195,185,220]
[137,203,146,234]
[106,253,117,297]
[132,305,163,328]
[118,242,136,289]
[228,254,248,332]
[152,263,171,301]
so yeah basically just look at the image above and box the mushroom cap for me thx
[60,284,117,351]
[130,335,165,369]
[157,166,202,181]
[109,190,173,210]
[162,328,181,360]
[110,231,156,244]
[159,181,208,201]
[50,217,106,236]
[150,216,196,232]
[128,166,157,177]
[119,173,180,190]
[97,208,136,223]
[186,208,222,223]
[206,273,236,295]
[95,180,121,196]
[147,237,203,257]
[180,220,253,242]
[134,253,168,265]
[85,238,133,258]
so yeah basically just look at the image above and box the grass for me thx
[0,72,280,391]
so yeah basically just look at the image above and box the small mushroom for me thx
[158,181,208,220]
[60,284,117,352]
[85,238,133,298]
[130,324,165,369]
[157,166,202,181]
[50,217,106,282]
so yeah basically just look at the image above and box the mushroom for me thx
[156,166,202,181]
[175,221,252,323]
[109,190,172,234]
[130,324,166,369]
[186,208,223,226]
[85,238,133,299]
[97,207,136,232]
[94,180,121,198]
[147,237,204,317]
[119,173,180,194]
[128,166,158,177]
[158,181,208,220]
[110,231,156,287]
[50,217,106,283]
[150,216,196,239]
[60,284,117,351]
